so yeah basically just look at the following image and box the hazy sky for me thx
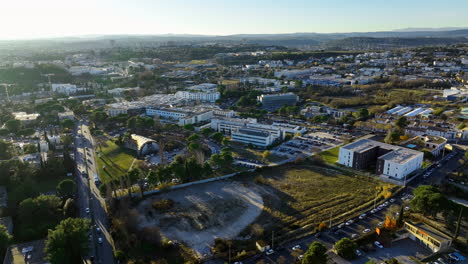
[1,0,467,39]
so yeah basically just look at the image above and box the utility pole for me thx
[228,243,231,264]
[454,206,463,239]
[271,231,274,250]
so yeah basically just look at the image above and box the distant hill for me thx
[1,28,468,51]
[324,36,468,50]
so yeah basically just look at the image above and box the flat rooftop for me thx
[342,138,422,164]
[341,138,397,153]
[378,147,422,164]
[405,222,452,243]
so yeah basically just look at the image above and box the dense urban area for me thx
[0,33,467,264]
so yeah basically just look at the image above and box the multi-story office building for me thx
[338,139,423,180]
[175,91,220,102]
[51,83,77,95]
[146,107,213,126]
[257,93,299,111]
[231,128,275,148]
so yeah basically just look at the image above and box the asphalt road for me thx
[74,122,114,264]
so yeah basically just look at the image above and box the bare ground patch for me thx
[136,180,263,256]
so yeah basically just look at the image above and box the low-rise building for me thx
[231,128,276,147]
[58,111,75,121]
[404,222,452,253]
[51,83,77,95]
[402,135,447,157]
[12,112,40,124]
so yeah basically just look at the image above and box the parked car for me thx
[266,249,274,255]
[359,213,367,219]
[292,245,301,251]
[356,249,363,256]
[363,229,371,233]
[98,237,103,244]
[345,220,354,226]
[85,208,90,214]
[374,241,383,249]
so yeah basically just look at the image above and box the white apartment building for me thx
[211,118,287,147]
[106,108,129,117]
[175,91,220,103]
[338,139,423,180]
[231,128,275,147]
[146,107,213,126]
[51,84,77,95]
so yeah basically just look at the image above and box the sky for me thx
[0,0,467,40]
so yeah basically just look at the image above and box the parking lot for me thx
[348,238,432,264]
[272,132,344,157]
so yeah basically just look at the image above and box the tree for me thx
[90,111,108,124]
[201,128,212,137]
[212,132,224,142]
[56,179,76,199]
[45,218,91,264]
[4,119,21,133]
[187,134,200,142]
[396,116,408,129]
[0,224,12,259]
[384,130,400,144]
[334,237,358,260]
[23,143,37,154]
[302,241,327,264]
[18,195,63,240]
[353,108,369,120]
[61,119,75,130]
[411,185,449,217]
[0,140,13,160]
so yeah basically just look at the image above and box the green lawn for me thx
[229,142,286,163]
[317,146,340,164]
[96,140,136,183]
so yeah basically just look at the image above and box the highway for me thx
[74,122,114,264]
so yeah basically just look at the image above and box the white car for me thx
[85,208,90,214]
[370,209,377,214]
[356,249,362,256]
[359,214,367,219]
[405,206,410,211]
[363,229,371,233]
[390,198,395,203]
[377,221,383,227]
[298,255,304,260]
[345,220,354,226]
[292,245,301,251]
[234,262,243,264]
[374,241,383,248]
[351,234,358,239]
[266,249,274,255]
[98,237,103,244]
[338,223,345,228]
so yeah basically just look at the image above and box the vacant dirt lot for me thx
[136,180,263,256]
